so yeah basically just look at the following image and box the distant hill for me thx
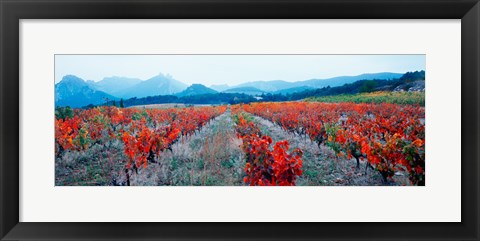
[223,86,267,95]
[176,84,218,97]
[88,76,142,97]
[226,73,403,94]
[297,72,403,88]
[117,73,188,98]
[233,80,296,92]
[259,71,425,102]
[55,75,117,107]
[273,86,314,95]
[210,84,230,92]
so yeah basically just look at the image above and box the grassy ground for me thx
[55,139,125,186]
[128,111,245,186]
[305,91,425,106]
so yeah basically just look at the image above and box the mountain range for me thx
[87,76,142,97]
[55,75,118,107]
[115,73,188,99]
[55,72,404,107]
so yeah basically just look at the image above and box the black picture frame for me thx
[1,0,478,240]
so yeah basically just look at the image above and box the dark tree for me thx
[55,106,74,120]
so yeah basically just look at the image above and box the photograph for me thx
[3,0,477,239]
[54,54,425,186]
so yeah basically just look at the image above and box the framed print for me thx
[0,0,479,240]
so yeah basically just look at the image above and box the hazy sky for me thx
[55,55,425,86]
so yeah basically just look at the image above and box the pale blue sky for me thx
[55,55,425,86]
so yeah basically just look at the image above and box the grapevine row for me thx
[55,105,227,185]
[241,102,425,185]
[231,106,303,186]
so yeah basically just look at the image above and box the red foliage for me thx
[241,102,425,185]
[55,105,227,185]
[232,107,303,186]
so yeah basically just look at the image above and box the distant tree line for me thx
[400,70,425,82]
[90,92,257,108]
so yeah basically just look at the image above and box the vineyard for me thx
[306,91,425,106]
[55,101,425,186]
[55,106,227,185]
